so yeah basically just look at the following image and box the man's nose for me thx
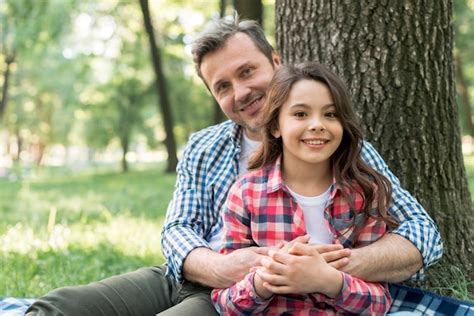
[234,82,251,103]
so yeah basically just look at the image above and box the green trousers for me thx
[25,265,218,316]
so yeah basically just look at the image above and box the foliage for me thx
[0,0,221,168]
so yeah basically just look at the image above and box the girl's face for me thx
[273,79,343,172]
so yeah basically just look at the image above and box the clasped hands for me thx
[252,235,349,299]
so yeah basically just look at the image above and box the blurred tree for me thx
[456,53,474,138]
[84,76,149,173]
[233,0,263,24]
[276,0,472,293]
[1,0,79,165]
[212,0,227,124]
[139,0,178,173]
[0,0,74,121]
[454,0,474,137]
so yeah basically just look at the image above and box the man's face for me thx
[200,32,281,140]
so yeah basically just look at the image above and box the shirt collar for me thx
[225,121,242,144]
[266,155,339,197]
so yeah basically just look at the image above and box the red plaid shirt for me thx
[212,157,392,315]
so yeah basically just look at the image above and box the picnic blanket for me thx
[1,284,473,315]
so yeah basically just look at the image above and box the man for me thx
[26,16,442,316]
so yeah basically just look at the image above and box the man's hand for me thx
[183,246,270,289]
[216,246,271,285]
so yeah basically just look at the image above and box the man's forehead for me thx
[201,35,261,85]
[200,34,265,85]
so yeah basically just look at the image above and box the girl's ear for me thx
[272,128,281,138]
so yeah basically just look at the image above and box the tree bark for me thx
[139,0,178,173]
[233,0,263,25]
[276,0,473,292]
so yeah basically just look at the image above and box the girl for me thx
[211,62,398,315]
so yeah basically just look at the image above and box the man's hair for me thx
[191,13,274,81]
[249,62,398,230]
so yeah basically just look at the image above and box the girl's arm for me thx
[211,180,273,315]
[312,215,392,314]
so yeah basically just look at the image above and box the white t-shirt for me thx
[238,132,261,176]
[287,186,334,244]
[208,132,261,251]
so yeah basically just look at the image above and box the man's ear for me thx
[272,51,281,67]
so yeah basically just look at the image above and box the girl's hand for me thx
[253,271,274,299]
[257,243,344,298]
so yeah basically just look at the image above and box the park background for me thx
[0,0,473,301]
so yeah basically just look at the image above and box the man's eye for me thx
[216,83,229,93]
[242,68,253,77]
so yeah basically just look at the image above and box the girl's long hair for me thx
[249,62,398,229]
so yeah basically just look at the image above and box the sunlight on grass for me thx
[1,216,164,259]
[0,164,173,297]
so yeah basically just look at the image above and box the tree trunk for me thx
[455,52,474,138]
[233,0,263,25]
[276,0,473,293]
[120,136,129,173]
[15,129,22,161]
[0,54,15,120]
[34,140,46,166]
[139,0,178,173]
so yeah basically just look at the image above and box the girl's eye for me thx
[326,112,338,118]
[294,112,307,118]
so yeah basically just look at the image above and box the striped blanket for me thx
[1,284,473,315]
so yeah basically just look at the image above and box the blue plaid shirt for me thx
[161,120,443,283]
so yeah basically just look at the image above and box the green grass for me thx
[2,158,474,299]
[0,163,176,297]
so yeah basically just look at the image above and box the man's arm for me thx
[160,131,218,283]
[360,141,443,281]
[183,247,269,288]
[341,233,422,282]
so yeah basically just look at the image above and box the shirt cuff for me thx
[162,225,211,282]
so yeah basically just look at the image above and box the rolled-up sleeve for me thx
[161,138,212,282]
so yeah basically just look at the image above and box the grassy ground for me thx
[0,163,176,297]
[1,159,473,299]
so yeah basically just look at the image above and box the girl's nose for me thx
[309,118,325,132]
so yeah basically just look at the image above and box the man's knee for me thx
[26,266,178,316]
[26,286,91,316]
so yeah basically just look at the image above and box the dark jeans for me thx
[25,265,218,316]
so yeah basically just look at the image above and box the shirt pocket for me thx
[328,209,367,247]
